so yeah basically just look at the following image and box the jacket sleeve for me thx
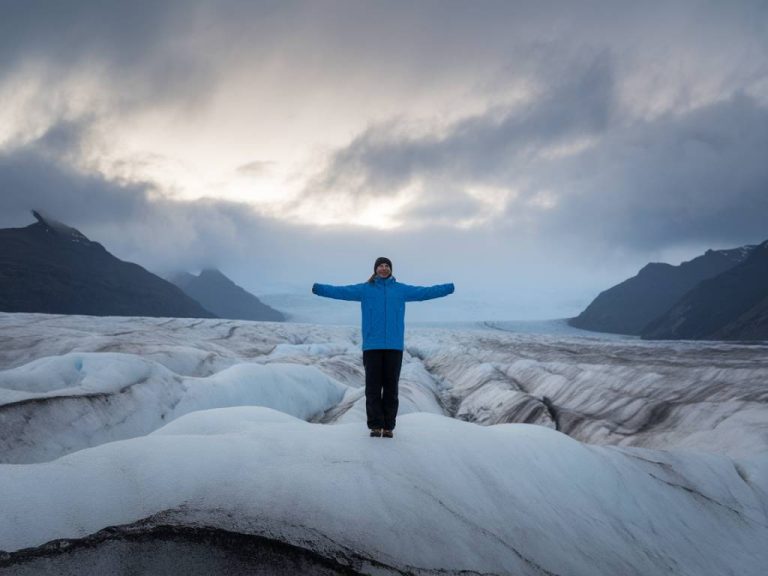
[312,283,365,301]
[401,283,455,302]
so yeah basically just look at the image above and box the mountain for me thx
[0,211,216,318]
[171,269,285,322]
[715,295,768,340]
[568,246,753,335]
[642,240,768,340]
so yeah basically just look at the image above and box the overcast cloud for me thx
[1,1,767,319]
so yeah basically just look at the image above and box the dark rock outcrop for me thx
[569,246,753,335]
[642,240,768,340]
[0,212,216,318]
[171,268,285,322]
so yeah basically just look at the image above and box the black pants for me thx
[363,349,403,430]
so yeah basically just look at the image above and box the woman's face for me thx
[376,262,392,278]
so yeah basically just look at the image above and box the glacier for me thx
[0,312,766,575]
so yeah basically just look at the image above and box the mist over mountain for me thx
[0,211,215,319]
[171,269,285,322]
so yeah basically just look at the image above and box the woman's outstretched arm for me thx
[401,283,455,302]
[312,283,365,301]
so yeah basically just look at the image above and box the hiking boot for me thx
[382,429,394,438]
[370,428,383,437]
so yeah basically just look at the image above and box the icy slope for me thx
[1,313,767,575]
[408,330,768,457]
[0,352,345,463]
[1,407,766,576]
[2,313,766,461]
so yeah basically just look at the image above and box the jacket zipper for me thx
[383,280,387,344]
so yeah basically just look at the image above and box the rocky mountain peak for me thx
[31,210,90,243]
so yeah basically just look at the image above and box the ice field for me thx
[1,313,766,575]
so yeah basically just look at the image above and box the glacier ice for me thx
[0,312,766,575]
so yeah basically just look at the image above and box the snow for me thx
[1,312,767,575]
[2,408,766,575]
[0,351,345,464]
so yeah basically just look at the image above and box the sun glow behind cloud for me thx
[0,63,111,151]
[284,184,416,230]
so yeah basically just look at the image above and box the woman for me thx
[312,257,454,438]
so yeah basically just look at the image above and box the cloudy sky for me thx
[1,0,767,320]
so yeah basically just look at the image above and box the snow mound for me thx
[1,408,766,576]
[0,353,346,463]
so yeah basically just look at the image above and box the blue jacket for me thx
[312,277,454,350]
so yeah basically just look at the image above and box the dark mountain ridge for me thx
[568,246,753,335]
[642,240,768,340]
[0,212,215,318]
